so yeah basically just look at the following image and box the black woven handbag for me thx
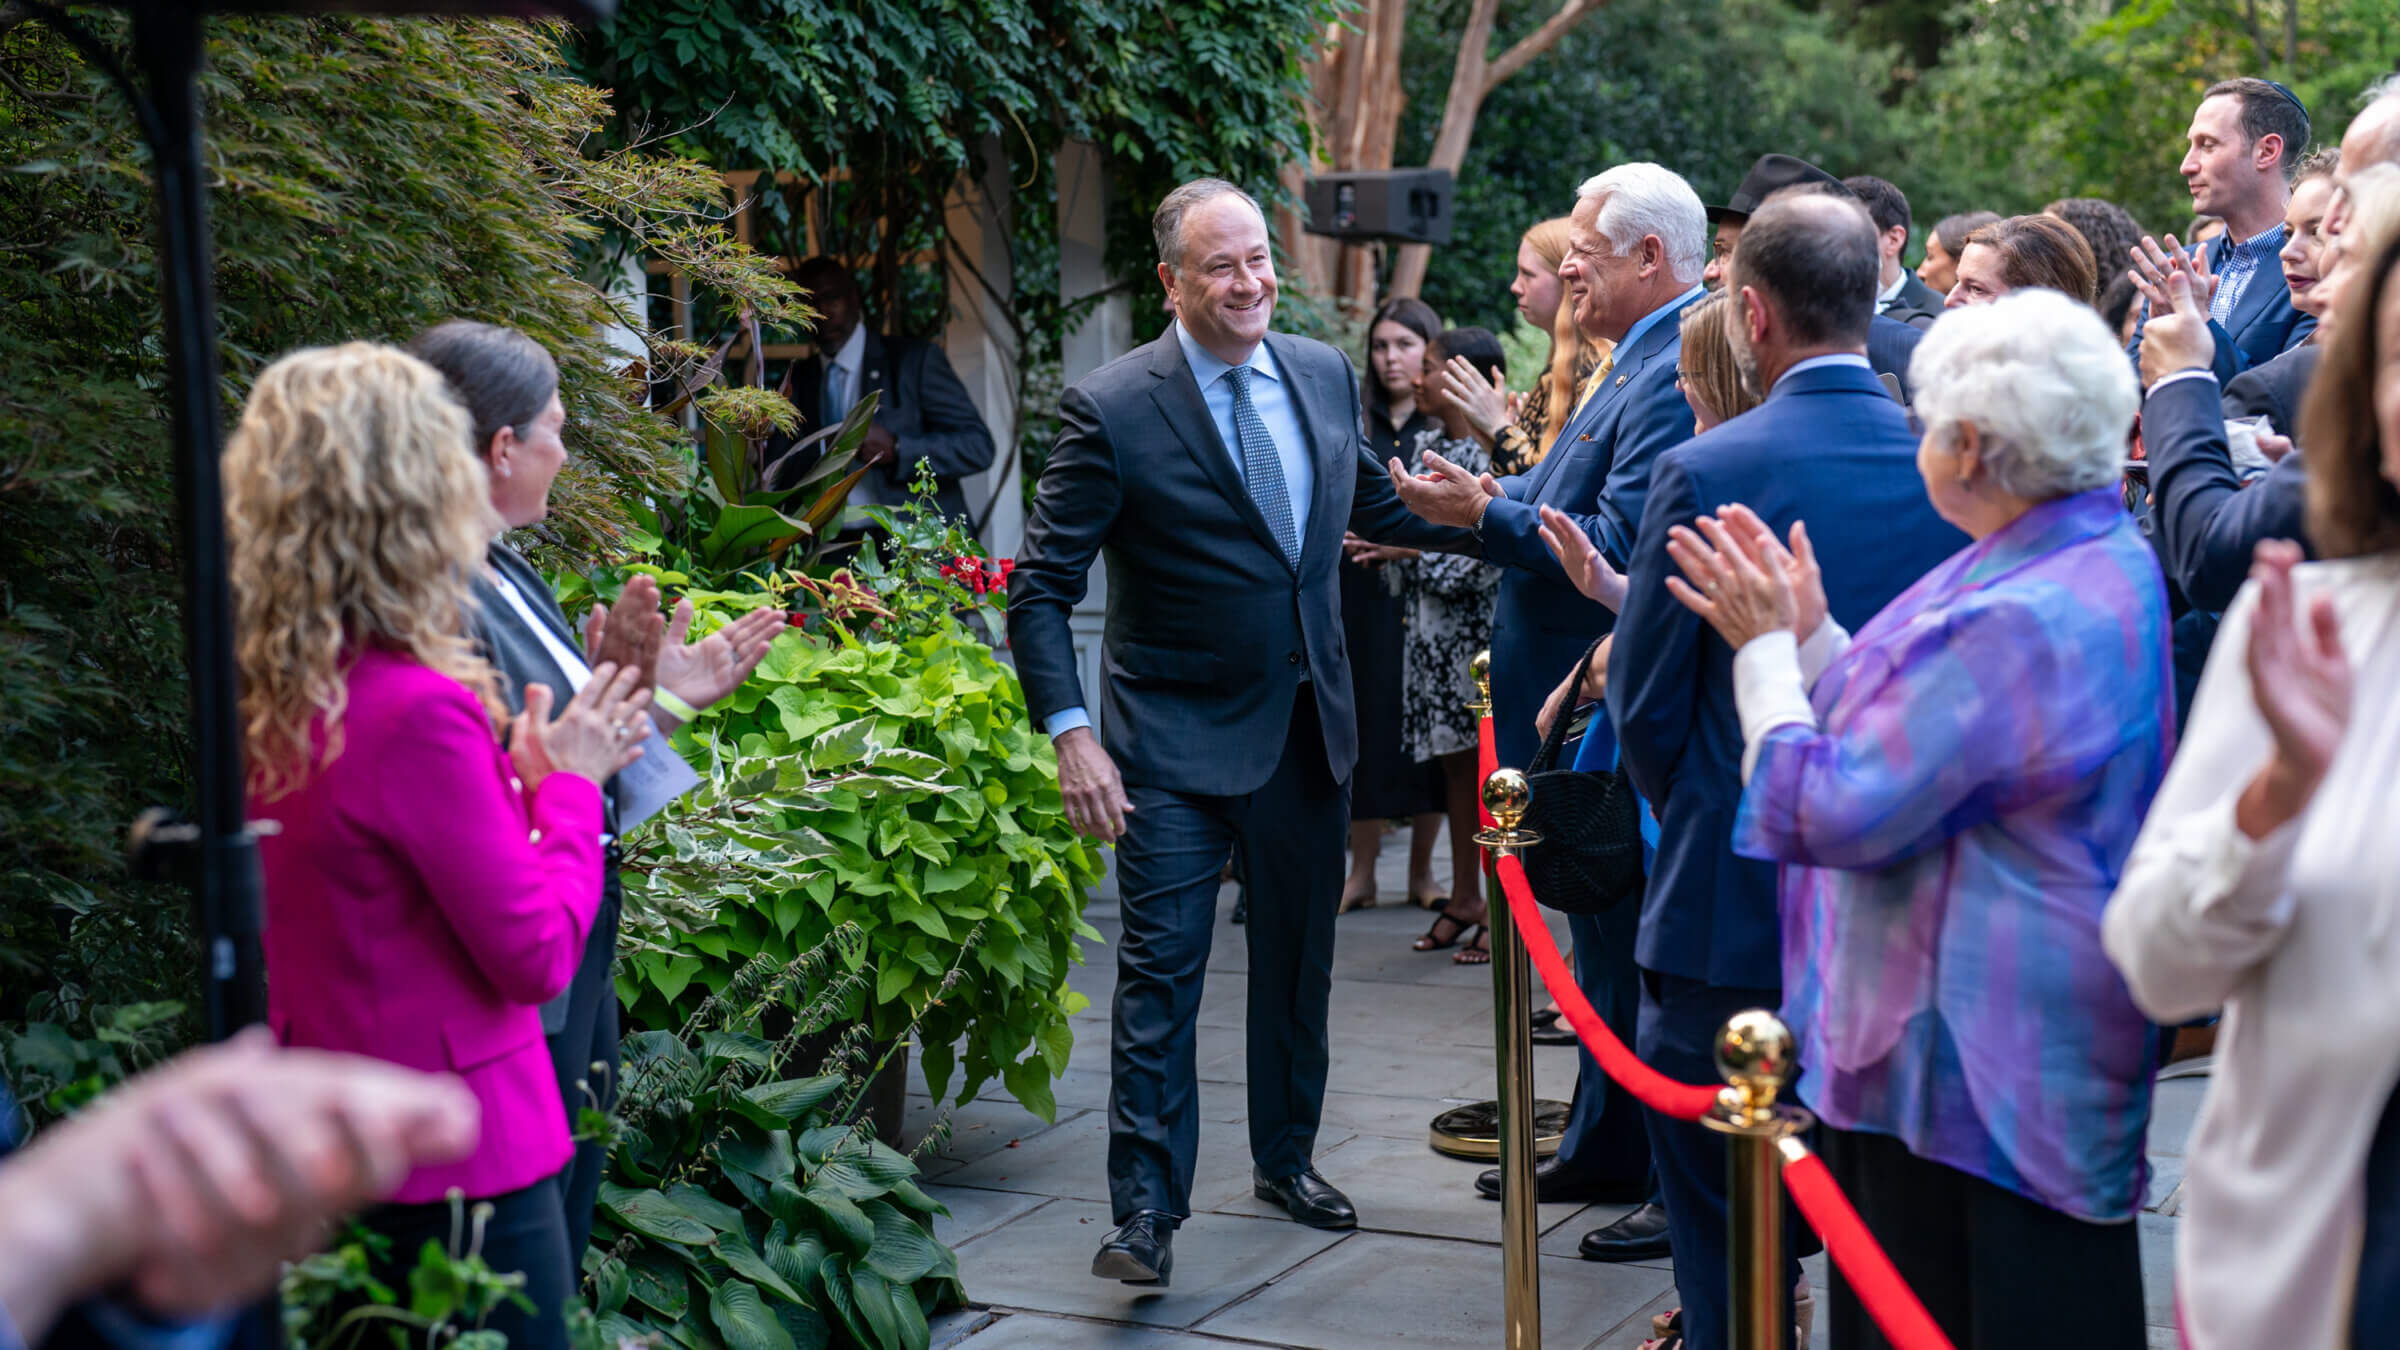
[1516,635,1646,915]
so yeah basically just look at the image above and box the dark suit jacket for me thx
[1478,292,1699,767]
[765,331,997,523]
[1006,329,1475,798]
[2222,341,2319,437]
[1609,361,1966,988]
[473,542,618,1036]
[1866,314,1924,404]
[1882,271,1944,330]
[2141,372,2311,614]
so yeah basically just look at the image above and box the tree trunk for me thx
[1277,0,1411,321]
[1387,0,1602,299]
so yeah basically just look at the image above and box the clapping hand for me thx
[1713,505,1826,638]
[1437,355,1512,444]
[1662,510,1803,648]
[2128,233,2219,318]
[582,573,665,694]
[1536,504,1627,612]
[2138,258,2217,388]
[654,600,787,728]
[2237,539,2350,838]
[510,661,652,792]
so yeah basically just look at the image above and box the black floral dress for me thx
[1396,425,1502,762]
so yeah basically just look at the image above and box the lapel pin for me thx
[1615,373,1627,387]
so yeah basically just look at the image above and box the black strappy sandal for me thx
[1451,925,1491,965]
[1412,905,1481,952]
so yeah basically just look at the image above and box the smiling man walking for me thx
[1007,178,1477,1286]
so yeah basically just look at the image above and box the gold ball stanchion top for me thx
[1469,648,1492,701]
[1473,768,1543,850]
[1482,767,1530,831]
[1714,1009,1796,1127]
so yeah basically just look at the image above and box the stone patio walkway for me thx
[906,832,2199,1349]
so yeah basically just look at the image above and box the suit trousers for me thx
[545,869,622,1264]
[1108,695,1347,1224]
[1638,969,1802,1350]
[1550,899,1652,1186]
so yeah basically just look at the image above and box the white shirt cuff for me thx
[1732,629,1819,784]
[2165,785,2301,927]
[2146,367,2220,397]
[1795,618,1850,690]
[1046,706,1093,738]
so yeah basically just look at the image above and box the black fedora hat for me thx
[1707,153,1844,224]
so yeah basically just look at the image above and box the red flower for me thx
[786,612,808,628]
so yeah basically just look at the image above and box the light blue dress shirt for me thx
[1047,322,1317,740]
[1617,284,1705,360]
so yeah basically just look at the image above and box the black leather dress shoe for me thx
[1578,1201,1671,1262]
[1475,1158,1649,1205]
[1091,1210,1175,1285]
[1253,1167,1357,1230]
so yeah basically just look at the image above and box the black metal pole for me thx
[131,0,267,1041]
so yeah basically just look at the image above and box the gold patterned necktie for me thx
[1571,352,1616,416]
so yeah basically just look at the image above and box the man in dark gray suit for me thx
[1845,174,1945,329]
[1006,178,1475,1285]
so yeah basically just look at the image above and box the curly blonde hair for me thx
[227,343,503,799]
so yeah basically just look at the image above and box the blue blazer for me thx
[1866,315,1924,404]
[1608,360,1967,988]
[1479,293,1700,767]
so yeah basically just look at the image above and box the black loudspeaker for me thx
[1304,168,1454,245]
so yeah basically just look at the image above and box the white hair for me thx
[1908,289,2136,501]
[1575,163,1707,285]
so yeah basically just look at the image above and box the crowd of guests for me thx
[1369,72,2400,1350]
[9,63,2400,1350]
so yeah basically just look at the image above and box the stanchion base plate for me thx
[1427,1099,1571,1160]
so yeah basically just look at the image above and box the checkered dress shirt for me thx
[2209,224,2285,326]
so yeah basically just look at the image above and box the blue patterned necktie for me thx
[1224,365,1300,564]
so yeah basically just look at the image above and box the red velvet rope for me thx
[1491,851,1722,1121]
[1783,1148,1959,1350]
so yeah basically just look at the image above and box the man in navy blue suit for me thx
[2129,78,2316,379]
[1390,161,1706,1255]
[1609,190,1965,1349]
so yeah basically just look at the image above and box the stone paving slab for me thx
[922,1184,1054,1250]
[938,1109,1294,1208]
[1190,1230,1678,1350]
[943,1312,1265,1348]
[949,1198,1346,1329]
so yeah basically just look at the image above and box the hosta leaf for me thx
[713,1230,806,1304]
[717,1128,795,1182]
[708,1280,796,1350]
[764,1221,830,1294]
[601,1182,719,1245]
[625,1248,692,1319]
[732,1075,843,1129]
[797,1182,876,1253]
[848,1266,904,1350]
[882,1178,948,1217]
[860,1199,942,1284]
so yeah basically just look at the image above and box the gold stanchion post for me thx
[1475,743,1544,1350]
[1703,1009,1814,1350]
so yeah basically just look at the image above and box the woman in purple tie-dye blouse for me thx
[1665,289,2171,1350]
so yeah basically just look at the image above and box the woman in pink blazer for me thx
[225,343,652,1350]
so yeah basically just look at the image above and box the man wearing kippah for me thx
[2132,77,2316,377]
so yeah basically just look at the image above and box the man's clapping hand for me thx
[0,1028,478,1343]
